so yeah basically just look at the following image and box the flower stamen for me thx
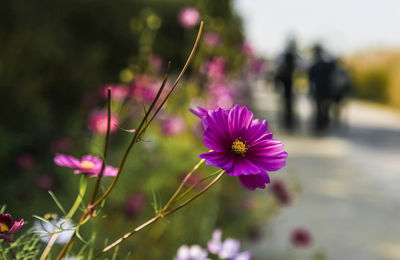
[0,223,8,233]
[231,139,248,156]
[81,161,95,170]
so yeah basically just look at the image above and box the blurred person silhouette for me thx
[308,44,335,131]
[275,39,298,129]
[329,58,352,125]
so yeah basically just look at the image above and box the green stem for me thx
[96,170,224,258]
[40,177,88,260]
[161,158,205,212]
[6,241,17,260]
[90,87,112,204]
[57,21,204,260]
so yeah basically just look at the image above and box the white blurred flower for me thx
[174,245,209,260]
[207,229,252,260]
[34,218,75,244]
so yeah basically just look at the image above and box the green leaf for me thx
[32,215,51,224]
[48,191,67,216]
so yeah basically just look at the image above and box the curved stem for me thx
[96,170,224,258]
[161,158,205,212]
[162,170,224,216]
[90,87,112,204]
[57,21,204,260]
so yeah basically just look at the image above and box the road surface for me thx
[248,81,400,260]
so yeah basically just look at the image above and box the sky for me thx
[234,0,400,56]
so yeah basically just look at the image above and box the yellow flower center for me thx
[0,223,8,233]
[81,160,95,170]
[231,139,248,156]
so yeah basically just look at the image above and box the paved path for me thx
[248,81,400,260]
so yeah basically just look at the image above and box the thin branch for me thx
[96,170,224,257]
[90,87,112,204]
[161,159,205,212]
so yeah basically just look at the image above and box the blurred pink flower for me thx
[242,42,254,58]
[208,83,235,109]
[0,213,24,242]
[17,153,35,169]
[178,7,200,28]
[54,154,118,177]
[148,54,164,73]
[101,85,129,101]
[290,228,312,248]
[204,57,226,82]
[250,58,266,75]
[131,75,166,103]
[50,137,73,153]
[179,172,206,191]
[161,115,186,136]
[204,32,221,47]
[270,179,292,205]
[88,110,119,134]
[36,174,55,190]
[123,193,146,218]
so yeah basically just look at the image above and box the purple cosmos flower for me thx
[0,213,24,242]
[174,245,209,260]
[178,7,200,28]
[191,105,287,190]
[290,228,312,248]
[208,229,251,260]
[54,154,118,177]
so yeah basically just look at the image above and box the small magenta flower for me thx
[204,57,226,82]
[208,229,251,260]
[50,137,73,153]
[0,213,24,242]
[270,179,292,205]
[250,58,266,75]
[101,85,129,100]
[161,115,186,136]
[242,42,254,57]
[208,83,235,109]
[17,153,35,169]
[54,154,118,177]
[204,31,221,47]
[178,7,200,28]
[174,245,209,260]
[123,193,146,218]
[36,174,55,190]
[290,228,312,248]
[148,54,164,72]
[191,105,287,190]
[131,75,168,103]
[88,110,119,134]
